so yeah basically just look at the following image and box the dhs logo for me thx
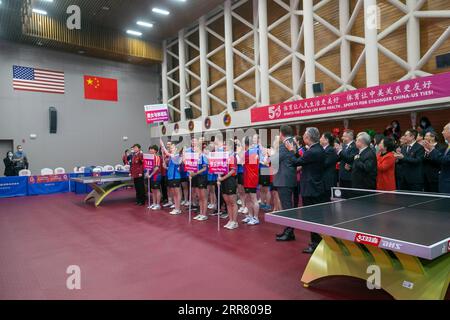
[355,233,381,247]
[379,240,402,250]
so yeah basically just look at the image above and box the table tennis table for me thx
[71,173,133,207]
[265,187,450,300]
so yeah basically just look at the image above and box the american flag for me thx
[12,65,65,94]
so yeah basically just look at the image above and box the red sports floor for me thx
[0,190,447,300]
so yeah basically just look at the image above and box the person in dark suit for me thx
[3,151,17,176]
[285,127,325,253]
[351,132,377,190]
[394,129,425,191]
[423,123,450,194]
[320,132,338,202]
[335,129,358,188]
[273,125,298,241]
[422,131,446,193]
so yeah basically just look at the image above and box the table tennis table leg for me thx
[301,236,450,300]
[84,181,133,207]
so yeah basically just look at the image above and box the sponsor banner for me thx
[145,104,169,124]
[28,174,70,195]
[0,176,28,198]
[251,72,450,123]
[208,152,229,175]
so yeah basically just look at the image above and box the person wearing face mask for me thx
[13,145,29,173]
[3,151,17,176]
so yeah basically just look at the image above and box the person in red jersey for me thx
[130,143,145,206]
[242,136,260,226]
[147,145,162,210]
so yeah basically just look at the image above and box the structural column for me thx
[302,0,315,98]
[290,0,301,99]
[406,0,420,78]
[363,0,379,86]
[161,40,171,121]
[178,29,187,121]
[224,0,235,112]
[199,16,210,117]
[253,0,260,106]
[258,0,270,106]
[339,0,351,88]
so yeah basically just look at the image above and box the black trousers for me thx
[134,177,146,204]
[277,187,296,235]
[160,176,168,202]
[293,182,301,208]
[424,180,439,193]
[399,180,424,192]
[302,196,323,247]
[339,179,352,188]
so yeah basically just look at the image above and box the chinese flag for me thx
[84,75,118,101]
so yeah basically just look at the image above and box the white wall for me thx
[0,40,160,174]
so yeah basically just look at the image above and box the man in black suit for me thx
[423,123,450,194]
[394,129,425,191]
[273,125,298,241]
[320,132,338,202]
[336,130,358,188]
[285,127,325,253]
[422,131,446,193]
[351,132,377,190]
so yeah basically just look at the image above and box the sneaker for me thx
[181,200,186,206]
[224,221,232,229]
[238,207,244,213]
[209,211,218,216]
[196,215,208,221]
[152,204,161,210]
[242,215,252,223]
[220,212,228,219]
[170,204,176,209]
[184,201,190,207]
[237,199,242,206]
[163,202,173,208]
[229,221,239,229]
[247,217,260,225]
[242,207,249,214]
[193,214,202,220]
[169,209,182,215]
[149,204,156,209]
[207,203,215,210]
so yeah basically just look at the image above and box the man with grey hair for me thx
[335,129,358,188]
[284,127,325,253]
[351,131,377,190]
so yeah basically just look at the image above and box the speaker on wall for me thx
[231,101,239,111]
[49,107,57,134]
[312,82,324,94]
[184,106,193,120]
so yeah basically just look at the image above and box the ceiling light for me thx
[137,21,153,28]
[126,30,142,36]
[41,0,54,3]
[32,8,48,15]
[152,8,170,15]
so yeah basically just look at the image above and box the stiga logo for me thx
[355,233,381,246]
[379,239,402,250]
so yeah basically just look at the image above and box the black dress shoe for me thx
[302,246,316,254]
[276,232,295,241]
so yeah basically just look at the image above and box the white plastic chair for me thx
[54,167,66,174]
[95,166,104,172]
[92,167,102,173]
[78,166,85,173]
[41,168,54,175]
[73,167,79,173]
[115,164,124,171]
[103,165,114,172]
[123,165,130,171]
[18,169,31,176]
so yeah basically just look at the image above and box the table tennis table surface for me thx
[70,173,131,184]
[265,189,450,260]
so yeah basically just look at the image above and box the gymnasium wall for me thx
[0,40,160,174]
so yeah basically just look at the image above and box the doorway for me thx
[0,140,14,176]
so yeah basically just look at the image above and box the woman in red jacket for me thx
[376,137,396,191]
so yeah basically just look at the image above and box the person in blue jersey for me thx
[206,141,218,211]
[188,137,209,221]
[161,140,183,215]
[235,138,248,215]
